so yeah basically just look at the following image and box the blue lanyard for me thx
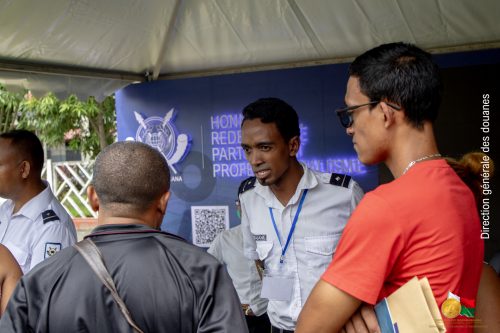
[269,189,308,264]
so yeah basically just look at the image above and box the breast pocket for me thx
[255,241,274,261]
[304,233,341,274]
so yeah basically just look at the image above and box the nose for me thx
[247,150,263,166]
[346,126,354,136]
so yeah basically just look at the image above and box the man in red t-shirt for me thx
[296,42,483,333]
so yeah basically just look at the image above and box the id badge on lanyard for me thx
[260,189,308,302]
[261,267,295,301]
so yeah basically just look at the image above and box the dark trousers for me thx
[245,312,272,333]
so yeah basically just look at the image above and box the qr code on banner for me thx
[191,206,229,247]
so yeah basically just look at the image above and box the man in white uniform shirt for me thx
[208,224,271,333]
[0,130,76,273]
[239,98,364,332]
[208,179,271,333]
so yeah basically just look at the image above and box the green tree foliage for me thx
[0,83,22,132]
[0,84,116,158]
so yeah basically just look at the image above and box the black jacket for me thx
[0,224,248,333]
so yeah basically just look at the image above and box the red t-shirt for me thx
[322,159,483,332]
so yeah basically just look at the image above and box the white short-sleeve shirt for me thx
[0,183,77,273]
[240,163,364,330]
[207,225,268,316]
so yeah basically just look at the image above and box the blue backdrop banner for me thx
[116,64,378,245]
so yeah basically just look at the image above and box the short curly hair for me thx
[92,141,170,208]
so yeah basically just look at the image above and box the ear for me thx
[288,136,301,157]
[19,161,31,179]
[87,185,100,212]
[157,191,171,215]
[380,101,397,129]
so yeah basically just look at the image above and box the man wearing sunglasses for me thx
[296,43,483,333]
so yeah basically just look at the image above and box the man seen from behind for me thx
[0,141,248,333]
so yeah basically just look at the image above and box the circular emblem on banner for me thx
[133,109,191,174]
[135,115,176,159]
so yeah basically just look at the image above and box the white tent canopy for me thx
[1,0,499,100]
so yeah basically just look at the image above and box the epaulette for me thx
[329,173,351,188]
[42,210,60,224]
[238,177,256,195]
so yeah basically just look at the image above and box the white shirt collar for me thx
[254,162,318,208]
[13,181,53,222]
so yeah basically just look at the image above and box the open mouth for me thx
[254,169,271,179]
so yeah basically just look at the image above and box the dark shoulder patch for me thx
[329,173,351,188]
[238,177,256,195]
[42,210,60,224]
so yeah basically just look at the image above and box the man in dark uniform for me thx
[0,141,248,333]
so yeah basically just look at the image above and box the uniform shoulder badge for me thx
[329,173,351,188]
[238,177,256,195]
[45,242,62,258]
[42,210,60,224]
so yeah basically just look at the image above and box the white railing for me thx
[43,160,96,218]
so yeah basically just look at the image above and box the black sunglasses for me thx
[335,101,401,128]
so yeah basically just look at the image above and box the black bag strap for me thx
[74,239,145,333]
